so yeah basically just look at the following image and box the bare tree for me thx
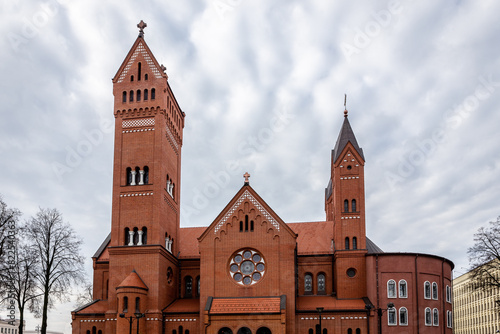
[25,208,85,334]
[74,282,94,309]
[467,216,500,290]
[0,237,41,334]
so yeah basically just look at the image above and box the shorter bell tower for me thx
[325,107,367,299]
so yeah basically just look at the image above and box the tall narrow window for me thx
[388,307,396,325]
[308,329,313,334]
[135,297,140,313]
[122,91,127,103]
[387,280,396,298]
[141,227,147,245]
[399,279,407,298]
[424,281,431,299]
[304,274,312,293]
[345,237,350,250]
[136,89,141,101]
[123,296,128,312]
[447,310,452,328]
[151,88,156,100]
[245,215,249,232]
[355,329,360,334]
[133,227,139,245]
[135,167,140,185]
[347,329,352,334]
[425,307,431,326]
[143,166,149,184]
[446,285,451,303]
[352,237,357,250]
[317,274,326,294]
[432,308,439,326]
[196,276,200,297]
[129,90,134,102]
[399,307,408,325]
[130,75,134,82]
[351,199,356,212]
[124,228,130,245]
[432,282,438,300]
[138,62,142,81]
[239,221,243,232]
[145,74,148,80]
[92,327,96,334]
[185,276,193,297]
[344,199,349,212]
[144,89,148,101]
[250,220,254,231]
[126,167,132,185]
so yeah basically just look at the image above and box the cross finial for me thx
[344,94,348,117]
[137,20,147,38]
[243,172,251,185]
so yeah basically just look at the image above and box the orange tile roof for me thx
[178,227,204,258]
[163,298,200,313]
[117,270,148,290]
[288,221,334,255]
[296,296,366,311]
[210,297,281,314]
[74,299,108,314]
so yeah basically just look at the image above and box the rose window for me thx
[229,249,265,286]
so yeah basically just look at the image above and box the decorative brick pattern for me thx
[120,192,153,197]
[166,124,179,150]
[123,118,155,128]
[117,42,163,83]
[210,297,280,314]
[214,190,280,234]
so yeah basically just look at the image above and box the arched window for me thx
[304,273,313,294]
[433,308,439,326]
[135,297,140,313]
[446,285,451,303]
[323,329,328,334]
[424,281,431,299]
[173,330,177,334]
[237,327,251,334]
[387,279,396,298]
[151,88,156,100]
[250,220,254,231]
[144,89,148,101]
[196,276,201,297]
[347,329,352,334]
[432,282,438,300]
[388,307,396,325]
[123,296,128,312]
[308,329,313,334]
[245,215,249,232]
[351,199,356,212]
[345,237,350,250]
[133,227,139,245]
[129,90,134,102]
[145,73,148,81]
[138,62,142,81]
[92,327,96,334]
[425,307,431,325]
[126,167,132,185]
[143,166,149,184]
[98,331,102,334]
[355,330,360,334]
[125,228,130,245]
[447,310,452,328]
[136,89,141,101]
[86,331,90,334]
[352,237,357,250]
[185,331,189,334]
[185,276,193,297]
[130,75,134,82]
[218,328,233,334]
[122,91,127,103]
[399,307,408,325]
[317,273,326,294]
[399,279,407,298]
[344,199,349,212]
[179,326,183,334]
[239,221,243,232]
[141,227,147,245]
[256,328,271,334]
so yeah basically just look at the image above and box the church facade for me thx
[71,23,454,334]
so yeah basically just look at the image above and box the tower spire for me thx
[344,94,348,117]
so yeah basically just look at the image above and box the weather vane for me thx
[344,94,348,117]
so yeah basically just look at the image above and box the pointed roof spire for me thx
[332,101,364,163]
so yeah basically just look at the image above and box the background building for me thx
[453,263,500,334]
[71,23,454,334]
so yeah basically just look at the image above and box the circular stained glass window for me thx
[228,249,266,286]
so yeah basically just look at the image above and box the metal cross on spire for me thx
[344,93,348,117]
[137,20,147,38]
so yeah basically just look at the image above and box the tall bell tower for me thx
[106,21,185,333]
[325,107,367,299]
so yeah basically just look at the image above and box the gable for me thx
[199,185,296,242]
[112,37,167,83]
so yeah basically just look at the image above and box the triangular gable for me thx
[112,36,167,84]
[198,185,297,241]
[334,144,365,168]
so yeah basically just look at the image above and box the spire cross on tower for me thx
[243,172,251,185]
[344,94,348,117]
[137,20,147,37]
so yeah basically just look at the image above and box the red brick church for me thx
[72,22,454,334]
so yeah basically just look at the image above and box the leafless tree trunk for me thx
[25,208,85,334]
[467,216,500,290]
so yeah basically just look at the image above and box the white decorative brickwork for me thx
[120,192,153,197]
[117,42,163,83]
[166,125,179,150]
[214,190,280,234]
[123,118,155,128]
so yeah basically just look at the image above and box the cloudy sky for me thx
[1,0,500,332]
